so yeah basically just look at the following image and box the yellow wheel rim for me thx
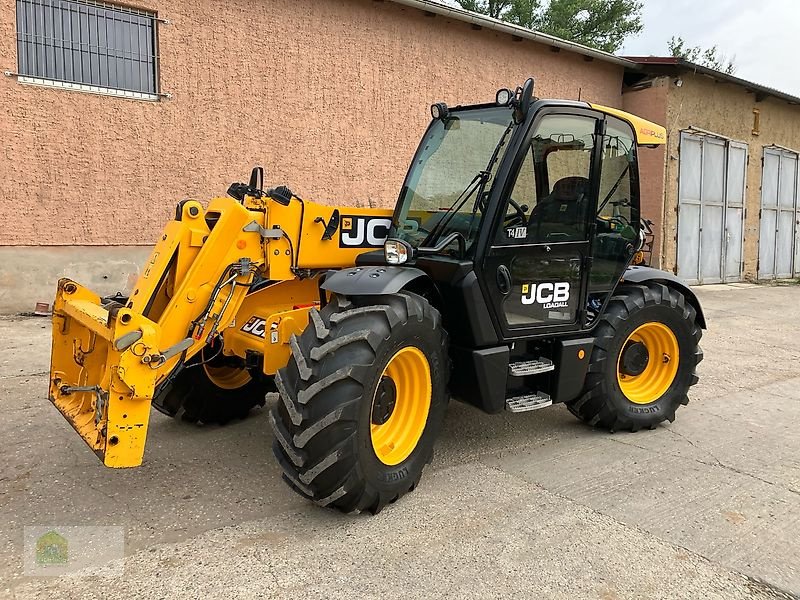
[370,346,432,466]
[202,364,252,390]
[616,322,680,404]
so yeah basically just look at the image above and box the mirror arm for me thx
[418,232,466,258]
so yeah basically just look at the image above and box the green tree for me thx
[667,36,736,75]
[451,0,643,53]
[504,0,542,29]
[454,0,514,19]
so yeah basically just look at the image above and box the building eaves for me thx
[625,56,800,106]
[386,0,637,69]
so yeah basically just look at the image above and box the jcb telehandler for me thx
[49,79,704,514]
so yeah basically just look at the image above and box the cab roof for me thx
[589,104,667,146]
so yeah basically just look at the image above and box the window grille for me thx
[16,0,159,99]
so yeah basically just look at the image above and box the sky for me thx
[621,0,800,97]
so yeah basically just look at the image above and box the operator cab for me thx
[373,79,659,347]
[292,81,703,511]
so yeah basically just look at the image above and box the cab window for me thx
[597,117,638,238]
[497,114,597,244]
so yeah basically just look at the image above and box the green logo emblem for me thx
[35,531,68,565]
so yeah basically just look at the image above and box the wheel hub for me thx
[370,346,432,466]
[371,376,397,425]
[616,322,680,405]
[620,341,650,377]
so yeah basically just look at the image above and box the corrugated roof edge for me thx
[386,0,637,68]
[625,56,800,106]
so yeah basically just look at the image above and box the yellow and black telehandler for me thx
[49,79,704,514]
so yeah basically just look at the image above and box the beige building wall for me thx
[0,0,624,312]
[661,72,800,279]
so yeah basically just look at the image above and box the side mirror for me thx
[513,78,535,124]
[385,238,414,264]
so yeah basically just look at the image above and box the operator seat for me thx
[528,176,590,242]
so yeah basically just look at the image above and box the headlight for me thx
[384,239,411,265]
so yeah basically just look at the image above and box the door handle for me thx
[497,265,512,296]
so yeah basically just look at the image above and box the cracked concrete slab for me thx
[1,283,799,598]
[6,466,792,600]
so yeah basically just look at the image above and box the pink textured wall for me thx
[0,0,624,246]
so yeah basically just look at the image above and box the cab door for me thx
[481,110,603,339]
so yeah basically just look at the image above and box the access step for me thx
[508,358,555,377]
[505,391,553,413]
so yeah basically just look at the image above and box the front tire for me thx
[152,351,269,425]
[271,292,448,514]
[568,282,703,431]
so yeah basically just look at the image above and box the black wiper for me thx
[423,120,515,251]
[597,163,630,216]
[466,120,514,239]
[421,171,489,248]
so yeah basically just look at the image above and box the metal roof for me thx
[625,56,800,106]
[386,0,636,68]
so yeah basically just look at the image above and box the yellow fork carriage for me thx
[49,177,393,467]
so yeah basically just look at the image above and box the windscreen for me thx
[391,106,515,251]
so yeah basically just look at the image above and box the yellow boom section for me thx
[49,193,393,468]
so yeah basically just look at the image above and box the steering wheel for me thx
[504,197,528,228]
[610,214,630,229]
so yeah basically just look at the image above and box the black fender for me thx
[321,266,428,296]
[621,266,707,329]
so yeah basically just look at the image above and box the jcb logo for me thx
[340,216,392,248]
[241,316,267,339]
[521,282,570,308]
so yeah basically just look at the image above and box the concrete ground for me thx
[1,283,799,599]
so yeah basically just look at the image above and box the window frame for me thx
[15,0,161,101]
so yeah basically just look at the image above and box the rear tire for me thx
[271,292,448,514]
[567,282,703,431]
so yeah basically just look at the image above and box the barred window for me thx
[16,0,159,100]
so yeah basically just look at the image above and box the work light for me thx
[496,88,513,105]
[430,102,449,120]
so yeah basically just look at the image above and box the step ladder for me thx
[508,358,555,377]
[505,391,553,413]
